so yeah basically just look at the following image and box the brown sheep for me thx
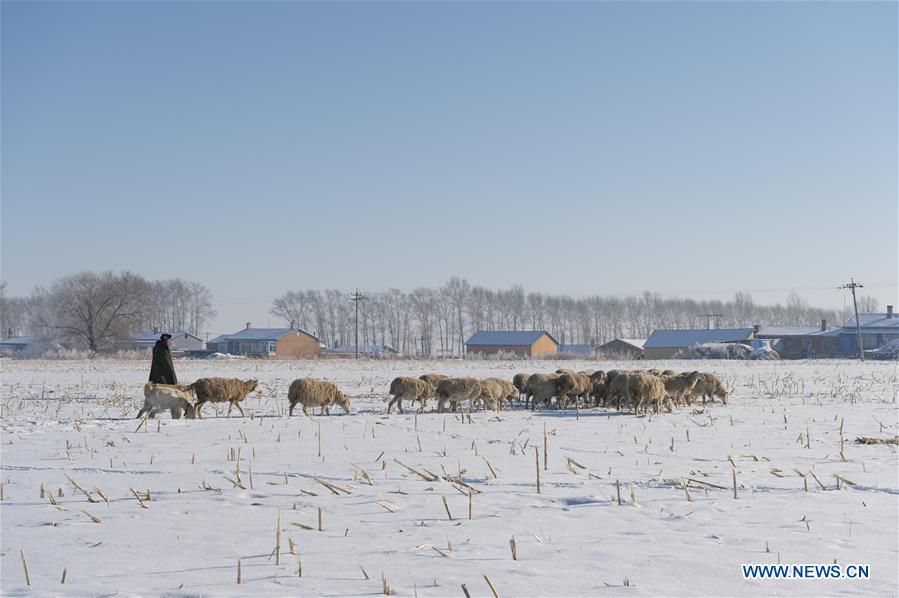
[189,378,260,418]
[661,371,703,407]
[419,373,448,387]
[512,373,530,402]
[557,372,591,409]
[387,377,435,414]
[625,372,666,414]
[690,373,729,405]
[525,373,561,410]
[138,383,196,419]
[591,379,608,407]
[436,378,483,413]
[288,378,351,416]
[479,378,517,411]
[605,371,633,410]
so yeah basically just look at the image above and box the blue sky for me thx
[2,1,896,334]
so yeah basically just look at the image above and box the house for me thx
[755,321,839,359]
[558,344,596,358]
[464,331,559,358]
[597,338,646,359]
[838,306,899,353]
[0,335,37,356]
[208,325,322,358]
[123,331,205,352]
[328,344,400,358]
[643,328,755,359]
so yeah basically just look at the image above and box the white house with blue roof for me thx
[838,307,898,353]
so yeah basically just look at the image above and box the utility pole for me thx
[839,278,864,361]
[350,289,368,359]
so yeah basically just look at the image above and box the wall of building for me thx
[530,335,558,357]
[276,332,321,358]
[598,340,643,358]
[643,347,680,360]
[465,344,530,357]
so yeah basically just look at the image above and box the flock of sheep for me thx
[137,368,728,421]
[388,368,728,416]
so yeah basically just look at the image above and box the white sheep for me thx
[138,383,196,419]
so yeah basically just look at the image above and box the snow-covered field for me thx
[1,358,896,597]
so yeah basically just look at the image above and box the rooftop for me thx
[644,328,755,348]
[465,330,558,346]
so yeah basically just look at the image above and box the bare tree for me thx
[856,296,880,313]
[0,282,32,338]
[35,271,150,351]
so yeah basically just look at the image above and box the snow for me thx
[1,358,897,596]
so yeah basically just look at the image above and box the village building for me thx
[464,330,559,358]
[643,328,755,359]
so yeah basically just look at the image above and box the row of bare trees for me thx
[0,272,216,352]
[270,278,878,356]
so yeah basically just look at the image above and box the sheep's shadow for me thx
[532,410,630,418]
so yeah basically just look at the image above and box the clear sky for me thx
[2,1,896,335]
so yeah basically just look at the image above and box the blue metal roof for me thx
[841,313,899,331]
[465,330,558,347]
[131,331,200,342]
[755,326,822,338]
[644,328,754,348]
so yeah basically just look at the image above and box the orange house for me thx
[212,326,322,358]
[464,331,559,358]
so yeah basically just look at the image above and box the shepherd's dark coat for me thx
[149,340,177,384]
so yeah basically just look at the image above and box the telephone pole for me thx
[839,278,864,361]
[350,289,368,359]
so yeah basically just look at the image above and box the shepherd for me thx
[149,333,177,384]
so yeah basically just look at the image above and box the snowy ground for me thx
[1,358,897,597]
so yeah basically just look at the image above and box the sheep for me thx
[625,372,667,415]
[419,373,448,387]
[479,378,517,411]
[435,378,483,413]
[525,373,561,410]
[661,371,703,408]
[690,373,729,405]
[557,372,591,409]
[138,383,196,419]
[386,377,435,414]
[512,373,530,403]
[188,377,260,418]
[591,379,608,407]
[288,378,352,416]
[605,371,634,410]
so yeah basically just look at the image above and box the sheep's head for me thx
[246,379,261,394]
[335,391,352,414]
[183,402,196,419]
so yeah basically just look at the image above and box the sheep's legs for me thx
[233,402,246,417]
